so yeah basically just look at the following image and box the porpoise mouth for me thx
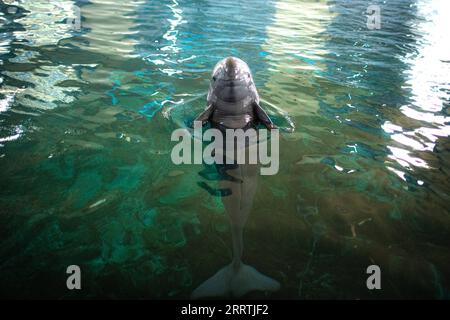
[218,78,246,87]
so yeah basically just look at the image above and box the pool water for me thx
[0,0,449,299]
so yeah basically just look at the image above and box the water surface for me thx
[0,0,449,299]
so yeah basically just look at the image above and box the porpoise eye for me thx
[212,76,216,81]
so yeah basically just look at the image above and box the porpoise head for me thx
[208,57,258,105]
[194,57,275,129]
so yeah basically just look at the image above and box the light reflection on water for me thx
[384,0,450,177]
[0,0,449,299]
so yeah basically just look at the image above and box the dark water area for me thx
[0,0,449,299]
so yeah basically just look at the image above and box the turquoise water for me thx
[0,0,449,299]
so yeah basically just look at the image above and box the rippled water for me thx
[0,0,449,299]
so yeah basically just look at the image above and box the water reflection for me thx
[80,0,141,57]
[384,0,450,175]
[143,0,185,77]
[0,0,83,150]
[261,0,335,118]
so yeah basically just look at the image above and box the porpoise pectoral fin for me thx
[253,102,277,129]
[198,166,243,183]
[193,104,215,126]
[197,181,232,197]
